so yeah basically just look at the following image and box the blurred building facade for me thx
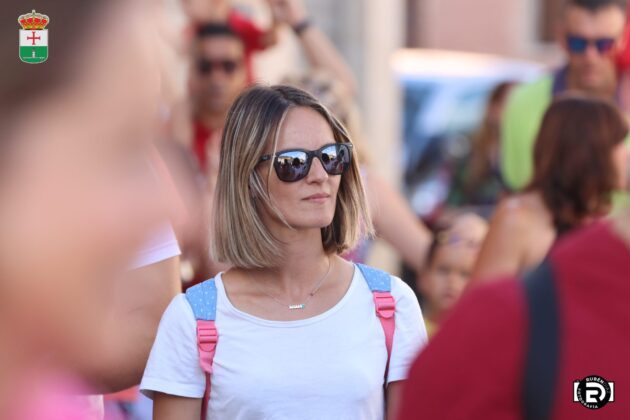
[406,0,562,63]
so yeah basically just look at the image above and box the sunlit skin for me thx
[259,107,342,233]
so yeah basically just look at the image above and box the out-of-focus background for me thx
[222,0,559,272]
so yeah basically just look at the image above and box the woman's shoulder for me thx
[355,264,417,304]
[493,192,549,232]
[389,275,418,303]
[159,292,198,327]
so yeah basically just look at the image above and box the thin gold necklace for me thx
[256,256,333,310]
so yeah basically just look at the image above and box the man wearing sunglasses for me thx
[501,0,628,191]
[190,24,248,174]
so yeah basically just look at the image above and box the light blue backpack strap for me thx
[185,279,218,419]
[356,263,395,382]
[185,278,218,321]
[356,263,392,292]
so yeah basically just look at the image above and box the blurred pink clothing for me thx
[8,375,95,420]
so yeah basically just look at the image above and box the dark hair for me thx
[528,94,628,233]
[565,0,628,12]
[465,81,515,195]
[425,225,452,266]
[1,1,108,123]
[196,23,240,41]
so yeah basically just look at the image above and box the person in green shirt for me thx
[502,0,627,191]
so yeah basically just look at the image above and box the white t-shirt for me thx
[129,224,181,269]
[140,265,427,420]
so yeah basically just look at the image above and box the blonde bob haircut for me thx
[212,85,373,269]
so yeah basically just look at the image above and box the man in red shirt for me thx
[398,209,630,419]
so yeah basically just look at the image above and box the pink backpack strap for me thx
[357,264,396,382]
[373,291,396,378]
[185,279,219,420]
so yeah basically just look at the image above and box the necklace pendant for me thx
[288,304,306,310]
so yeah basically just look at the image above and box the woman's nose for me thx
[305,157,329,183]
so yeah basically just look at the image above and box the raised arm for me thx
[267,0,358,96]
[365,169,431,273]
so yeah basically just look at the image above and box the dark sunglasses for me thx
[258,143,353,183]
[566,35,616,54]
[197,58,241,75]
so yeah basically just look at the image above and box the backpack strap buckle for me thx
[197,320,218,373]
[373,291,396,319]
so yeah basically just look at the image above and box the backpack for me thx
[184,263,396,420]
[522,259,560,420]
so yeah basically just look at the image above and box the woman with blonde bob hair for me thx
[141,85,427,419]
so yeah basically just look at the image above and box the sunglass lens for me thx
[275,151,309,182]
[320,144,350,175]
[198,59,212,75]
[596,38,615,53]
[222,60,238,74]
[567,36,588,53]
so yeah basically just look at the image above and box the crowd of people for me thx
[1,0,630,419]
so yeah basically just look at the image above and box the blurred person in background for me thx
[174,22,248,285]
[616,3,630,126]
[277,0,431,273]
[502,0,627,191]
[189,23,248,175]
[0,0,178,418]
[416,214,487,338]
[182,0,279,83]
[448,82,515,212]
[398,185,630,420]
[269,0,358,95]
[472,95,629,282]
[141,85,426,420]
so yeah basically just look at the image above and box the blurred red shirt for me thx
[398,222,630,419]
[193,121,214,173]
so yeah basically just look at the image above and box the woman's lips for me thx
[303,193,330,203]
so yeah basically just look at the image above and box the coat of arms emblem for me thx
[19,10,49,64]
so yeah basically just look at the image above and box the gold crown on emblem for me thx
[18,10,49,30]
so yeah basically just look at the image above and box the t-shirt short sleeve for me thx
[129,224,181,270]
[140,294,206,399]
[387,277,428,384]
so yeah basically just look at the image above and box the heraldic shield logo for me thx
[18,10,49,64]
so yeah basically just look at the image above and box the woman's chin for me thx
[289,217,335,231]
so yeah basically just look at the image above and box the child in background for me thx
[182,0,280,82]
[417,214,488,337]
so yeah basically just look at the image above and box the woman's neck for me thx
[250,227,331,296]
